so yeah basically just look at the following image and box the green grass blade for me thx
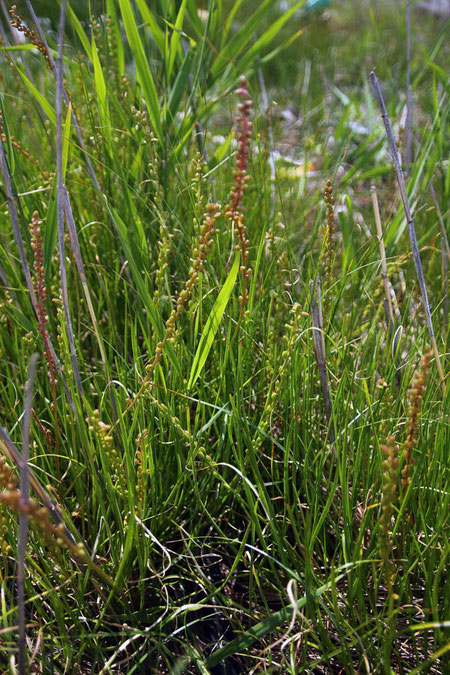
[135,0,165,55]
[91,34,111,142]
[0,97,15,176]
[186,0,205,35]
[119,0,163,142]
[206,574,345,668]
[108,207,181,377]
[237,0,306,74]
[62,102,72,178]
[188,254,239,389]
[66,0,92,59]
[15,66,56,125]
[43,180,58,273]
[209,0,276,82]
[106,0,125,76]
[166,44,194,124]
[222,0,245,47]
[167,0,188,83]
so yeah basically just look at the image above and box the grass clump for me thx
[0,1,448,672]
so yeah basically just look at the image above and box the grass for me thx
[0,0,448,672]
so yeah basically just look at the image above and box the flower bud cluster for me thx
[88,410,125,494]
[131,105,149,135]
[144,203,220,381]
[254,303,303,452]
[322,180,335,313]
[402,346,432,495]
[379,436,399,593]
[146,134,172,313]
[54,297,72,385]
[191,152,207,215]
[0,479,86,562]
[135,430,151,509]
[0,129,37,166]
[104,15,120,87]
[0,456,17,490]
[0,457,17,556]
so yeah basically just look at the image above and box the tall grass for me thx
[0,1,448,672]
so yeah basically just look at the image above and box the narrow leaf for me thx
[106,0,125,76]
[210,0,276,82]
[66,1,92,59]
[91,34,111,140]
[166,45,194,124]
[206,575,343,668]
[167,0,188,82]
[119,0,163,142]
[135,0,165,55]
[188,254,239,388]
[16,66,56,125]
[62,102,72,178]
[238,0,306,75]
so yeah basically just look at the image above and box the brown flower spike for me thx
[9,6,52,70]
[226,77,253,309]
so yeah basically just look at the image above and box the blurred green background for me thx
[2,1,102,26]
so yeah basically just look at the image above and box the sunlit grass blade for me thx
[167,0,188,83]
[106,0,125,76]
[119,0,163,142]
[91,34,111,144]
[210,0,279,82]
[135,0,165,55]
[66,0,92,58]
[237,0,307,75]
[188,254,239,389]
[15,65,56,125]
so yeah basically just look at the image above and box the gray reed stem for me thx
[370,71,445,394]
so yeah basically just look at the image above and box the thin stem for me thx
[429,180,450,262]
[370,71,445,394]
[371,186,394,326]
[310,277,336,455]
[405,0,413,175]
[56,0,83,396]
[17,354,38,675]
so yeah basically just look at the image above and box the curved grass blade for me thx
[166,44,194,125]
[44,104,72,275]
[0,96,15,175]
[0,426,114,587]
[108,207,181,377]
[91,33,111,144]
[205,573,345,668]
[0,135,73,407]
